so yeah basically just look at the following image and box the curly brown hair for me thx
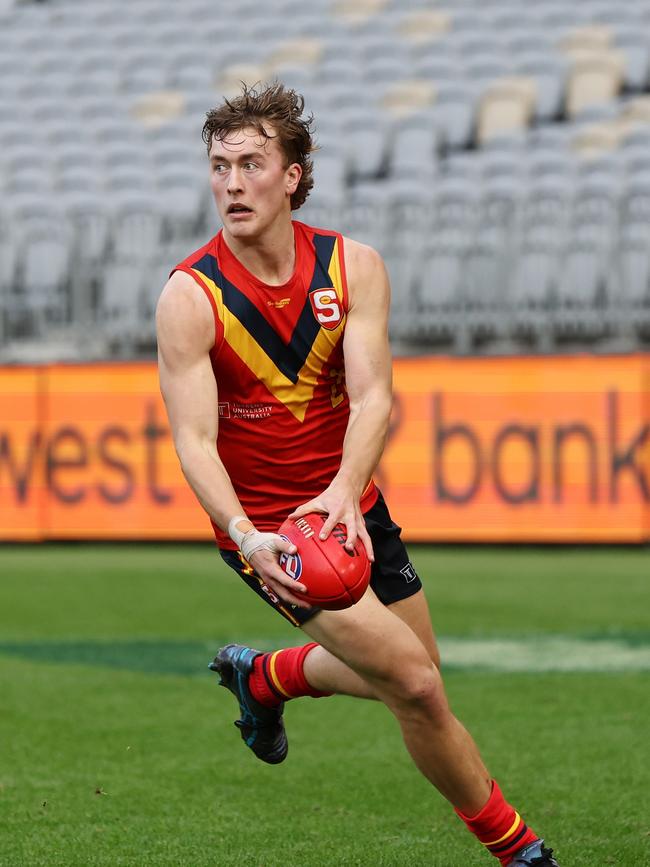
[202,81,316,211]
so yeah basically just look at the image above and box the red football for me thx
[277,512,371,610]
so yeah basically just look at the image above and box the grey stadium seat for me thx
[620,173,650,228]
[514,52,568,121]
[0,210,18,297]
[571,173,619,245]
[431,176,479,235]
[157,168,207,240]
[4,166,53,196]
[443,151,485,182]
[382,244,421,338]
[479,149,527,180]
[521,176,572,237]
[479,176,524,232]
[108,190,164,261]
[388,121,440,182]
[528,148,577,179]
[622,147,650,177]
[18,230,72,334]
[432,82,477,150]
[345,122,391,182]
[60,189,112,267]
[105,164,157,193]
[613,27,650,91]
[98,259,146,350]
[341,182,391,252]
[554,230,611,342]
[508,236,557,346]
[415,55,464,85]
[413,240,467,349]
[615,221,650,293]
[466,52,515,91]
[5,191,65,239]
[384,176,436,249]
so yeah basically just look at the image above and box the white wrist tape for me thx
[240,530,286,563]
[227,515,250,550]
[228,515,287,563]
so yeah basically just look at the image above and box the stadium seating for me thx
[1,0,650,359]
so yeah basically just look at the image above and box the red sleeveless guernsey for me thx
[172,221,378,549]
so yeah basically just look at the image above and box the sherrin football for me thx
[277,512,371,610]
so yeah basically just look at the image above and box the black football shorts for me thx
[219,490,423,627]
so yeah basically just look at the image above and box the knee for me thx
[386,662,449,722]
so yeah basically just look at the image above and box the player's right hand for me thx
[241,529,311,608]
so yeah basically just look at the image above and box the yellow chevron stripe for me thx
[269,650,294,697]
[484,813,522,847]
[276,605,301,628]
[328,238,345,304]
[237,551,255,576]
[193,266,345,423]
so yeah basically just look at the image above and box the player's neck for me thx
[223,219,296,287]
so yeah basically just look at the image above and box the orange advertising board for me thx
[0,356,648,542]
[380,355,650,542]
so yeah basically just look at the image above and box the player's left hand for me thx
[289,481,374,562]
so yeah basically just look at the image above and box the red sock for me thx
[249,643,332,707]
[456,780,539,865]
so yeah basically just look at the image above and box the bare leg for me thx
[388,590,441,669]
[301,588,491,815]
[303,588,440,698]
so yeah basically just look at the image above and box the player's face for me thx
[208,125,301,239]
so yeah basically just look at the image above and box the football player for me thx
[156,82,560,867]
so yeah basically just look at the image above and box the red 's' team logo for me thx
[309,288,343,330]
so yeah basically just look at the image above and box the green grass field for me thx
[0,545,649,867]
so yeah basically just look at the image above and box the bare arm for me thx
[290,239,393,558]
[156,271,307,606]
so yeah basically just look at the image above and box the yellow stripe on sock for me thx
[269,650,294,698]
[484,813,522,847]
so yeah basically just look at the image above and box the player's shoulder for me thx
[341,235,385,273]
[158,268,208,313]
[341,236,389,306]
[156,269,214,351]
[158,234,217,318]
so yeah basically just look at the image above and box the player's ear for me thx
[286,162,302,195]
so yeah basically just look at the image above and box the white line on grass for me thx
[438,636,650,672]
